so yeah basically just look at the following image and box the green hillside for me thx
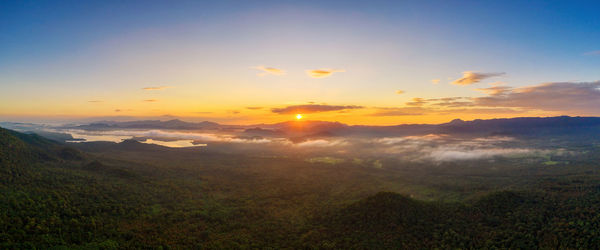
[2,127,600,248]
[306,189,600,249]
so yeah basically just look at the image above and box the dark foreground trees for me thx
[3,127,600,248]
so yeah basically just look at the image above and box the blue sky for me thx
[1,0,599,124]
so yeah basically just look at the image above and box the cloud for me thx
[431,79,440,84]
[142,86,171,90]
[294,139,347,147]
[254,66,285,76]
[475,86,512,96]
[370,104,521,117]
[431,100,475,108]
[427,97,464,102]
[114,109,121,112]
[428,147,532,161]
[436,107,523,115]
[370,107,425,116]
[70,129,274,145]
[271,104,363,114]
[246,106,263,110]
[396,90,405,94]
[473,81,600,114]
[387,81,600,115]
[406,98,428,106]
[143,99,158,102]
[88,100,103,103]
[369,134,542,162]
[306,69,345,78]
[452,71,505,85]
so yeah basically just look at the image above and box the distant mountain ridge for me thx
[38,116,600,140]
[69,119,222,130]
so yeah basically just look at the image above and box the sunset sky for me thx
[1,0,599,125]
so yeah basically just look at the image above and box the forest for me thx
[2,125,600,249]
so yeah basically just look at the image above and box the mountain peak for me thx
[447,118,465,125]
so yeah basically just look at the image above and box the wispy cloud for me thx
[253,66,285,76]
[396,90,405,94]
[272,104,363,114]
[306,69,345,78]
[88,100,103,103]
[246,106,263,110]
[584,50,600,56]
[452,71,505,85]
[143,99,158,102]
[431,79,440,84]
[430,97,475,108]
[475,86,512,96]
[370,107,425,116]
[406,98,428,106]
[474,81,600,113]
[142,86,172,90]
[414,81,600,114]
[371,101,522,116]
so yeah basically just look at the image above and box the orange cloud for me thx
[272,104,362,114]
[306,69,345,78]
[406,98,428,106]
[431,79,440,84]
[475,86,512,96]
[396,90,405,94]
[370,107,425,116]
[452,71,505,85]
[143,99,158,102]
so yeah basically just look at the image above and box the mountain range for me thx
[57,116,600,138]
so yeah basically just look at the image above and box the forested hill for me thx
[305,190,600,249]
[1,127,83,176]
[0,127,146,248]
[3,126,600,248]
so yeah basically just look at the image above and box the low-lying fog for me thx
[7,124,571,164]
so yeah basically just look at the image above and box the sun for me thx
[296,114,303,120]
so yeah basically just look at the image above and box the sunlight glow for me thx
[296,114,303,120]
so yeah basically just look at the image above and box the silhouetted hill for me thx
[0,127,84,165]
[71,119,221,130]
[0,127,31,168]
[70,139,174,153]
[436,116,600,136]
[50,116,600,142]
[271,116,600,138]
[306,188,600,249]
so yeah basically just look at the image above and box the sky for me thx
[1,0,599,125]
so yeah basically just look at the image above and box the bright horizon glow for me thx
[1,1,599,125]
[296,114,303,120]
